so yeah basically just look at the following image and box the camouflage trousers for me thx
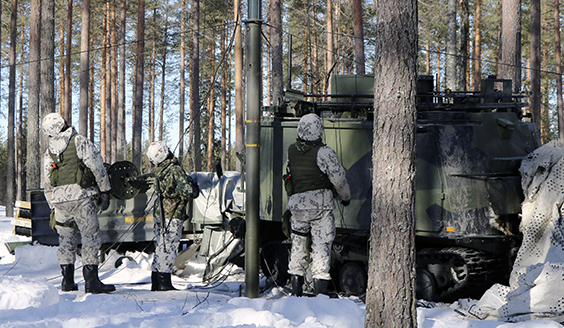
[288,209,335,280]
[53,197,101,266]
[152,217,184,273]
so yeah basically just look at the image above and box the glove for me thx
[97,191,111,211]
[341,199,350,207]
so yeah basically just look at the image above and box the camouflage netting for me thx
[464,140,564,322]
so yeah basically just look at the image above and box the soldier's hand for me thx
[98,191,111,211]
[146,177,156,186]
[341,199,350,207]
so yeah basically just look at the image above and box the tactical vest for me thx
[49,134,97,189]
[287,143,333,194]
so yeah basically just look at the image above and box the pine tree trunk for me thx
[6,0,18,215]
[149,8,157,144]
[326,0,334,94]
[159,2,169,142]
[17,28,25,200]
[190,0,201,171]
[472,0,482,91]
[353,0,365,75]
[110,3,118,163]
[100,10,107,161]
[499,0,522,93]
[365,0,418,326]
[27,0,41,194]
[64,0,73,124]
[271,0,283,106]
[446,0,457,90]
[458,0,469,91]
[530,0,541,132]
[179,0,186,164]
[79,0,90,137]
[132,0,145,169]
[117,0,127,161]
[234,0,243,171]
[221,26,227,169]
[556,0,564,140]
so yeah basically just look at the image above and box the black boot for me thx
[291,275,304,296]
[153,272,177,291]
[61,264,78,292]
[151,271,159,291]
[313,278,329,295]
[83,265,116,294]
[313,278,338,298]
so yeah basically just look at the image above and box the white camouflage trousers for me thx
[152,217,184,273]
[288,209,335,280]
[54,197,101,265]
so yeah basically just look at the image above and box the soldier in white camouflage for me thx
[286,113,351,296]
[146,141,199,291]
[42,112,115,294]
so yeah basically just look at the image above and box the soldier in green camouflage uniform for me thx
[146,141,199,291]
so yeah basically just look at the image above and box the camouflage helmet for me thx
[297,113,324,141]
[147,141,170,165]
[42,113,67,137]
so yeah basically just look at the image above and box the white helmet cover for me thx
[147,141,170,165]
[42,113,66,137]
[297,113,324,141]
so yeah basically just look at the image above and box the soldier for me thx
[286,113,351,297]
[42,112,115,294]
[146,141,199,291]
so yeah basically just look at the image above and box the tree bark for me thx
[6,0,18,215]
[365,0,418,326]
[472,0,482,91]
[63,0,73,124]
[221,25,227,169]
[530,0,541,132]
[190,0,201,171]
[458,0,469,91]
[149,8,157,144]
[179,0,186,164]
[79,0,90,137]
[446,0,457,90]
[117,0,126,161]
[556,0,564,140]
[499,0,522,93]
[326,0,334,94]
[353,0,365,75]
[234,0,244,171]
[271,0,283,106]
[27,0,41,195]
[159,2,169,142]
[132,0,145,169]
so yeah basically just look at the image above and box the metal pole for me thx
[244,0,261,299]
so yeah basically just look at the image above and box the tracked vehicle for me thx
[12,74,540,302]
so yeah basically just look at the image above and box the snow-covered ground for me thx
[0,206,562,328]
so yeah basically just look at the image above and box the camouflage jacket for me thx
[43,127,111,206]
[154,158,196,220]
[286,142,351,211]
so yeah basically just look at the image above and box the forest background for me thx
[0,0,557,213]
